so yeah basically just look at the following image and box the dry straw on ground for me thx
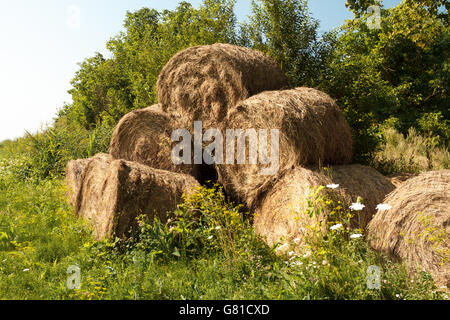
[368,170,450,291]
[74,153,200,240]
[216,87,353,208]
[110,105,196,176]
[157,43,289,130]
[253,165,395,248]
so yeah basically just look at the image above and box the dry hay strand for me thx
[110,105,196,176]
[253,165,394,248]
[216,87,353,208]
[157,43,289,129]
[65,158,90,207]
[388,173,417,188]
[368,170,450,291]
[75,153,200,240]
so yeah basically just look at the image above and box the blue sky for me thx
[0,0,401,142]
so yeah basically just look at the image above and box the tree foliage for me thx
[321,0,449,161]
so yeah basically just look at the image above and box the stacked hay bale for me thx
[253,165,395,247]
[157,43,290,130]
[368,170,450,291]
[215,87,353,209]
[66,158,90,208]
[109,105,196,176]
[67,43,434,260]
[68,153,200,240]
[67,43,290,240]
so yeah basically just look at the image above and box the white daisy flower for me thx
[326,184,339,189]
[350,203,366,211]
[350,233,363,239]
[330,223,343,230]
[376,203,392,211]
[277,243,289,251]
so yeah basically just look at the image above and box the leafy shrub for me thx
[21,119,113,181]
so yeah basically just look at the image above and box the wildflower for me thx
[395,294,401,298]
[215,226,221,230]
[350,233,363,239]
[376,203,392,211]
[207,235,214,240]
[350,203,365,211]
[330,223,343,230]
[326,184,339,189]
[303,251,312,258]
[288,251,296,257]
[293,238,301,244]
[23,268,30,272]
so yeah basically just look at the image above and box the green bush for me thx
[17,120,113,181]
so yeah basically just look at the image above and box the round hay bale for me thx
[216,87,353,208]
[65,158,90,207]
[76,153,200,240]
[330,164,396,228]
[254,165,394,248]
[110,105,196,176]
[157,43,289,129]
[368,170,450,290]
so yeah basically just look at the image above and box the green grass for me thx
[0,160,446,300]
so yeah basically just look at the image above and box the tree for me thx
[62,0,238,129]
[241,0,332,87]
[321,0,449,161]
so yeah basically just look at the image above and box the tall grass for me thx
[373,128,449,175]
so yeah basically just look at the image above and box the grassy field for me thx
[0,151,447,300]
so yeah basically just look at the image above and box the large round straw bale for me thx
[254,165,394,248]
[75,153,200,240]
[65,158,90,207]
[157,43,289,129]
[329,164,396,228]
[110,105,196,176]
[368,170,450,290]
[216,87,353,207]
